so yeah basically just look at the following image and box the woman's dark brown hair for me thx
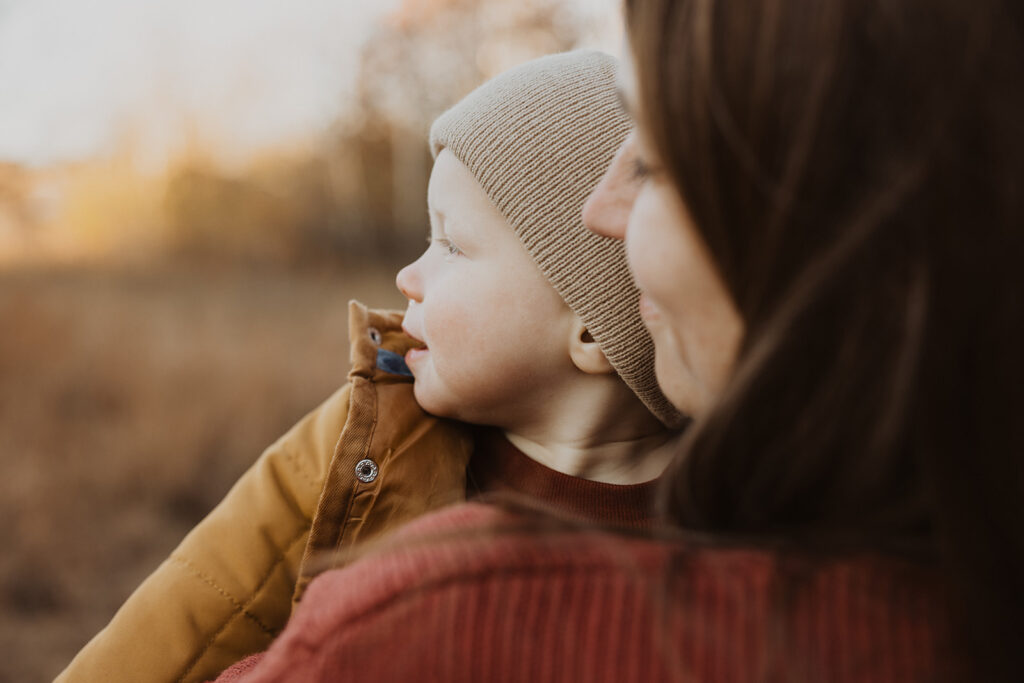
[625,0,1024,678]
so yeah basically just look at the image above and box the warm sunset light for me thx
[0,0,618,265]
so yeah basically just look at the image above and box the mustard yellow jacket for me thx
[56,301,474,683]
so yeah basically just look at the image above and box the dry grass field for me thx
[0,261,404,682]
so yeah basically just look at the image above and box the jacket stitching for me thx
[293,380,370,601]
[173,528,307,682]
[281,445,319,493]
[334,378,380,552]
[167,556,278,636]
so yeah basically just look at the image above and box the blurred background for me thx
[0,0,621,679]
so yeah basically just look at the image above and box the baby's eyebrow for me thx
[428,207,465,240]
[440,215,469,243]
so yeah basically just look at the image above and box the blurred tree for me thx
[162,154,340,267]
[0,162,34,255]
[320,0,602,261]
[101,0,609,268]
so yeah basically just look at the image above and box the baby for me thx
[57,50,684,683]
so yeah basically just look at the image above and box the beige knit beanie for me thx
[429,50,685,428]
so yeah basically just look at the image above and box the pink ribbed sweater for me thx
[215,500,960,682]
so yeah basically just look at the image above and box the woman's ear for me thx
[567,318,615,374]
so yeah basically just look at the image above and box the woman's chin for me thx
[654,350,702,417]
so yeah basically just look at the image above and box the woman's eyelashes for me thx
[630,157,653,182]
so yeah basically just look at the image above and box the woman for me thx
[587,1,1023,678]
[215,0,1023,680]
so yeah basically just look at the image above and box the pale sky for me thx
[0,0,398,168]
[0,0,621,170]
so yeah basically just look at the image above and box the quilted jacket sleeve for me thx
[55,384,352,683]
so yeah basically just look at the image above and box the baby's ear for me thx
[567,318,615,375]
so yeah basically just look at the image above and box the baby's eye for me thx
[435,237,463,258]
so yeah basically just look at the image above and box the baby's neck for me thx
[493,373,685,485]
[502,428,682,485]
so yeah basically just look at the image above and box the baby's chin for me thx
[411,380,458,420]
[411,380,500,427]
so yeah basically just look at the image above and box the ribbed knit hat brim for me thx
[429,50,685,428]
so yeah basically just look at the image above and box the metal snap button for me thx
[355,458,378,483]
[367,327,382,345]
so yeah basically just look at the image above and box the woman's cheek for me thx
[652,334,698,416]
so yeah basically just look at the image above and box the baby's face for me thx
[396,150,575,427]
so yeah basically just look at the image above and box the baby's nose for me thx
[395,262,422,302]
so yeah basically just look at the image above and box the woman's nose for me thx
[395,262,422,302]
[582,133,639,241]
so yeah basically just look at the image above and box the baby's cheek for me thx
[421,303,480,372]
[426,296,496,349]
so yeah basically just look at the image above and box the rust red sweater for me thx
[215,505,960,681]
[214,438,961,681]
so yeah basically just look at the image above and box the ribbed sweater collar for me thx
[466,429,659,531]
